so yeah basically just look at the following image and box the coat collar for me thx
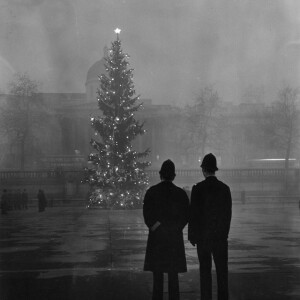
[160,180,174,185]
[205,175,218,181]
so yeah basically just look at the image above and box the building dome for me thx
[86,57,107,85]
[85,47,110,102]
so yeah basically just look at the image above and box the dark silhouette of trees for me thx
[0,72,49,170]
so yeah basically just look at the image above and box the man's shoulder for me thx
[148,182,186,193]
[192,180,206,190]
[173,183,186,192]
[193,178,230,189]
[146,184,157,193]
[146,182,164,193]
[216,179,231,190]
[174,185,190,200]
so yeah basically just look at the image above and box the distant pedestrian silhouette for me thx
[143,159,189,300]
[37,189,47,212]
[7,190,13,211]
[188,153,232,300]
[22,189,29,209]
[16,189,22,210]
[1,189,8,215]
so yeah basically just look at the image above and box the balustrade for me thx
[0,168,296,180]
[1,168,299,201]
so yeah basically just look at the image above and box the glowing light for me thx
[115,28,121,34]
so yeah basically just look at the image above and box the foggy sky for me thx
[0,0,299,105]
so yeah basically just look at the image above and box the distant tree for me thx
[183,86,221,162]
[240,86,300,170]
[211,112,230,161]
[237,103,269,163]
[263,86,300,192]
[268,86,300,170]
[0,72,49,170]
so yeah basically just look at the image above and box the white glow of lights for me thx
[114,28,121,34]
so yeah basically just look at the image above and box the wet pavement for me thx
[0,200,300,299]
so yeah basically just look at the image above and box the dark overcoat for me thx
[188,176,232,243]
[143,181,189,273]
[38,191,47,212]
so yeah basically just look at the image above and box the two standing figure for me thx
[143,154,232,300]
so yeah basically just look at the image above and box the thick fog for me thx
[0,0,299,105]
[1,4,300,299]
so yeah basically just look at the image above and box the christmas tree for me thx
[85,28,150,209]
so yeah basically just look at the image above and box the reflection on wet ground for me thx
[0,201,300,299]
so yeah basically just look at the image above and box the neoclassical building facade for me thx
[0,56,188,170]
[1,56,289,171]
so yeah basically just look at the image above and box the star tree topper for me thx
[114,28,121,35]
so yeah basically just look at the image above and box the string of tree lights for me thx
[84,28,151,209]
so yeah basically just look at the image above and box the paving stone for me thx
[0,202,300,299]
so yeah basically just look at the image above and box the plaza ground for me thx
[0,200,300,299]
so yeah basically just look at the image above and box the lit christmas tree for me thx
[85,28,150,209]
